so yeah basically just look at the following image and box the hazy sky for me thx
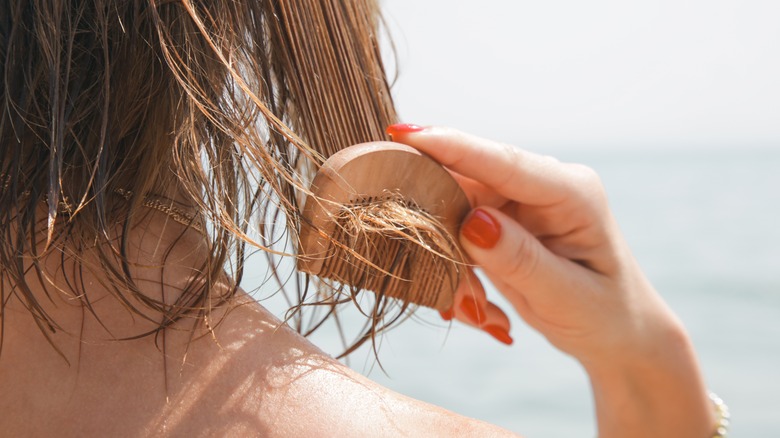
[381,0,780,150]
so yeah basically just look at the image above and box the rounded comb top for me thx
[298,142,471,311]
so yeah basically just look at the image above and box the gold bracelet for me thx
[709,392,730,438]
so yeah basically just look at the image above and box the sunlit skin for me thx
[1,126,715,437]
[389,125,716,437]
[0,195,510,437]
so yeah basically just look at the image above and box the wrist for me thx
[583,321,716,438]
[582,307,690,374]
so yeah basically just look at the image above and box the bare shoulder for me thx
[0,289,518,437]
[156,295,520,437]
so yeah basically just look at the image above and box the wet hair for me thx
[0,0,455,359]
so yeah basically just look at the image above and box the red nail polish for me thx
[484,325,514,345]
[458,297,484,325]
[461,209,501,249]
[439,308,454,321]
[386,123,426,138]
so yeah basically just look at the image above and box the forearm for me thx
[585,322,715,438]
[391,126,719,437]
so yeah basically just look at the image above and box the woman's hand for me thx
[387,124,715,438]
[388,124,672,364]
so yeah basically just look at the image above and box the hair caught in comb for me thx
[295,143,472,357]
[0,0,462,360]
[268,2,473,357]
[322,196,460,311]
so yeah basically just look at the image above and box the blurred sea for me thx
[247,146,780,437]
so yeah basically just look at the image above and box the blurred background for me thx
[252,1,780,436]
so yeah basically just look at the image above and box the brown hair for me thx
[0,0,452,359]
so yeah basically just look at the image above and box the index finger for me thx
[387,125,574,206]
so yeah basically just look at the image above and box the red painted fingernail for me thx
[484,324,514,346]
[458,297,484,325]
[461,209,501,249]
[439,308,454,321]
[386,123,426,138]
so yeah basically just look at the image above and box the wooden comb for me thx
[298,142,471,312]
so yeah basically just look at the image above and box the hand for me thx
[387,124,715,438]
[387,124,678,365]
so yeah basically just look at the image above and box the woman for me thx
[0,1,723,436]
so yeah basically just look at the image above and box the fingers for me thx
[389,123,617,274]
[387,125,580,207]
[459,206,584,311]
[448,172,510,210]
[440,269,513,345]
[385,124,613,346]
[480,301,513,345]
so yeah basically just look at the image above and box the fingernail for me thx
[461,208,501,249]
[439,308,454,321]
[458,297,485,325]
[386,123,426,138]
[484,324,514,346]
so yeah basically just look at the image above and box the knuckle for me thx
[504,234,541,283]
[569,163,600,184]
[566,163,607,199]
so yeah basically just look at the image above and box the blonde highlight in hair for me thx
[0,0,458,359]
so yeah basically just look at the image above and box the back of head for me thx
[0,0,399,353]
[0,0,395,227]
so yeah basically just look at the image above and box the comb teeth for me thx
[297,143,472,313]
[317,196,458,311]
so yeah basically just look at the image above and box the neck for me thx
[1,207,227,364]
[0,207,322,437]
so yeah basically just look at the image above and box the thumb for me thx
[459,207,576,309]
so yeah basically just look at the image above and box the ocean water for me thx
[248,146,780,437]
